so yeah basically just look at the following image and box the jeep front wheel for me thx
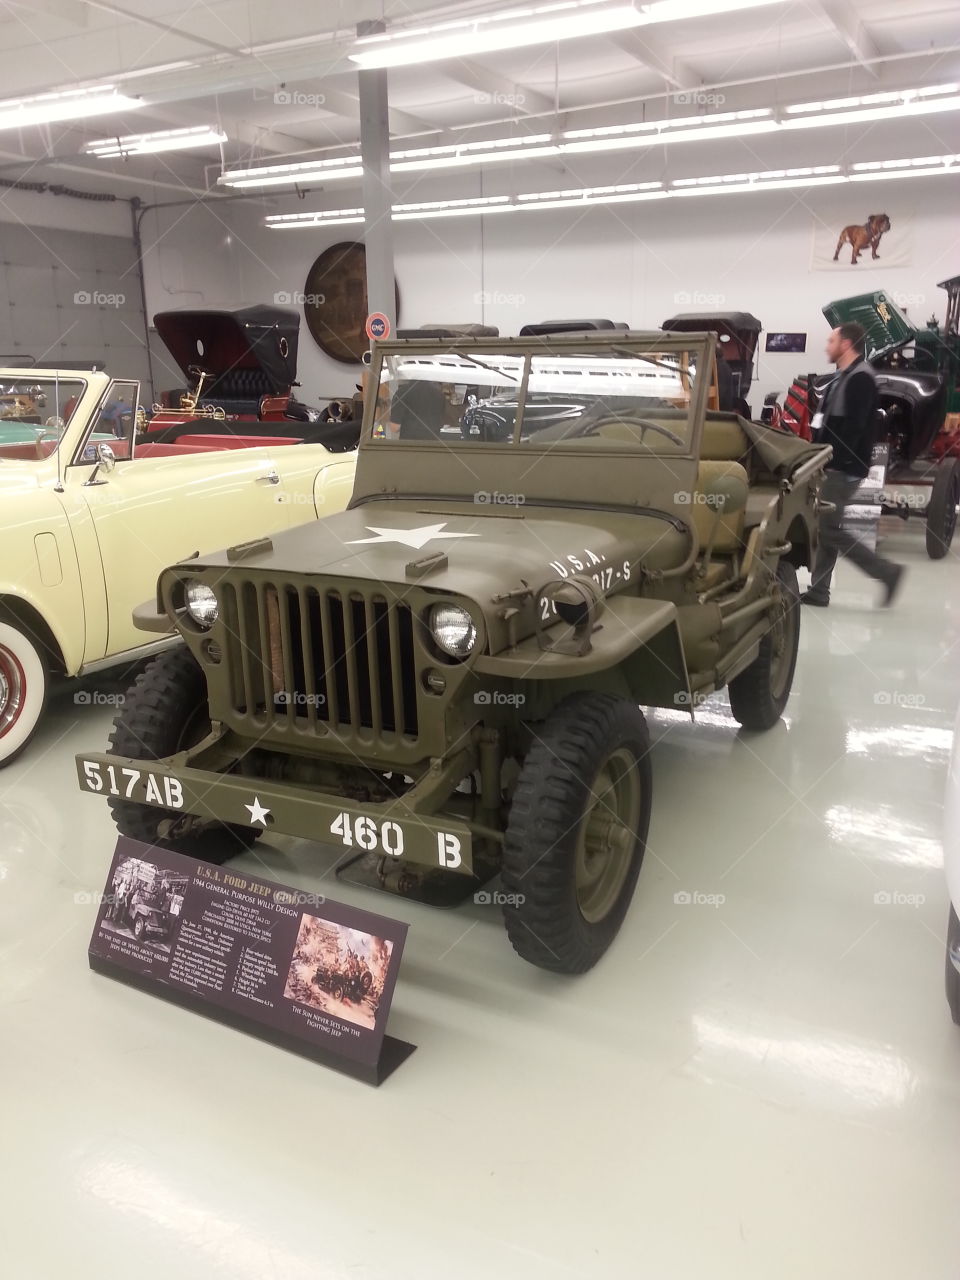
[727,560,800,731]
[501,693,652,974]
[108,646,260,865]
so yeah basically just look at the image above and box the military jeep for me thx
[77,331,831,974]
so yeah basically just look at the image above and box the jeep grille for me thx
[220,580,419,740]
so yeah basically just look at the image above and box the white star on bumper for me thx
[245,797,271,825]
[346,522,479,549]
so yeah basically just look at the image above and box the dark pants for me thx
[808,470,897,603]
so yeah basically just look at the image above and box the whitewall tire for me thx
[0,620,48,767]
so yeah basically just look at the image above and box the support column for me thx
[357,44,396,335]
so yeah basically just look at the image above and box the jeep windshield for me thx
[0,375,87,461]
[369,344,700,455]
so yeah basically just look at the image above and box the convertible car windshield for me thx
[0,376,86,461]
[370,346,700,454]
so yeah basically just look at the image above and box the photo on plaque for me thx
[283,914,394,1031]
[100,855,188,955]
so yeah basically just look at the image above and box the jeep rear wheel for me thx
[727,560,800,731]
[108,646,260,865]
[501,693,652,974]
[0,620,48,768]
[946,906,960,1026]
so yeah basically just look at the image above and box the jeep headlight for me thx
[184,580,219,628]
[429,603,477,657]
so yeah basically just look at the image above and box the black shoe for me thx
[881,564,905,608]
[801,591,829,607]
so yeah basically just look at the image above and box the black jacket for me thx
[817,358,878,479]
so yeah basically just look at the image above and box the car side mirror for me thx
[702,472,748,517]
[84,441,117,486]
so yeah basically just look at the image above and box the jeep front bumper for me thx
[76,752,474,876]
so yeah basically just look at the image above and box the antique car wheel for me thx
[133,917,145,940]
[107,647,260,864]
[727,561,800,731]
[925,459,960,560]
[501,693,652,974]
[360,971,373,993]
[0,620,48,769]
[946,906,960,1026]
[331,980,345,1001]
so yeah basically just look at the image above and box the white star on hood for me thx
[346,522,479,550]
[245,797,271,825]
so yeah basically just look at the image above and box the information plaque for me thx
[88,836,415,1084]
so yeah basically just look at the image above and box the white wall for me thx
[140,176,959,408]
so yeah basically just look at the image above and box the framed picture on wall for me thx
[765,332,807,353]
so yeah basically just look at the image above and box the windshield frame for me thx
[361,332,714,459]
[0,372,91,462]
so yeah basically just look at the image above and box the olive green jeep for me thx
[77,331,831,974]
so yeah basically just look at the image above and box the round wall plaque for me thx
[303,241,400,365]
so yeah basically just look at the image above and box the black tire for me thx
[728,561,800,731]
[946,906,960,1027]
[331,980,345,1001]
[926,459,960,560]
[360,970,372,993]
[133,917,144,940]
[107,646,260,865]
[501,693,652,974]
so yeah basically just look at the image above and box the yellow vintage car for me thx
[0,367,357,765]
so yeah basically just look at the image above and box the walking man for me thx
[803,321,904,608]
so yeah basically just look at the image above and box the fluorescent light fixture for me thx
[219,81,960,190]
[349,1,646,68]
[349,0,790,67]
[0,84,142,131]
[83,125,227,158]
[264,155,955,228]
[784,83,959,113]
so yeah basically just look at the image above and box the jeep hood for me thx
[196,501,692,606]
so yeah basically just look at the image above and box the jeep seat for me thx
[700,414,749,462]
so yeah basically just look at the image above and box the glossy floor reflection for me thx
[2,522,959,1280]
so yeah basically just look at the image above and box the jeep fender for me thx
[474,596,694,706]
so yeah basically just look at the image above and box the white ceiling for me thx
[0,0,957,204]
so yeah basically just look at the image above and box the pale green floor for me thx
[2,518,959,1280]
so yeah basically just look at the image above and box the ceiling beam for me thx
[310,83,442,140]
[439,61,556,118]
[817,1,880,77]
[609,30,699,92]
